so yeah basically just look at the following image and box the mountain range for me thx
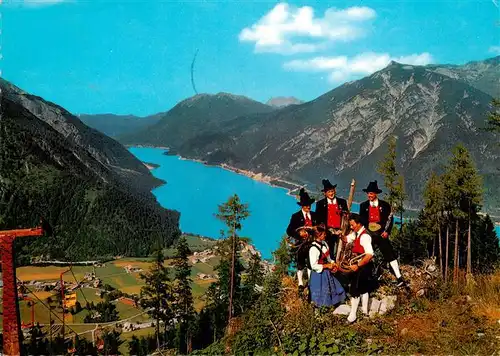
[120,56,500,214]
[0,78,180,261]
[79,113,163,138]
[80,96,303,138]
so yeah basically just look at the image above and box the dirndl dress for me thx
[309,243,346,307]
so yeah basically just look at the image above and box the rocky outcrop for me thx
[266,97,304,108]
[333,258,440,318]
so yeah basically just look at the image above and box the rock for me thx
[416,289,426,297]
[379,295,397,315]
[477,333,485,337]
[426,264,437,273]
[333,304,351,315]
[369,299,381,318]
[400,328,409,336]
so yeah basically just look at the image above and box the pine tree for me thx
[24,324,49,355]
[472,215,500,274]
[205,251,237,340]
[172,235,195,354]
[128,336,141,356]
[392,217,429,264]
[229,240,289,353]
[377,135,407,224]
[139,248,173,350]
[242,253,264,310]
[422,172,445,272]
[101,330,123,355]
[485,98,500,134]
[274,236,292,276]
[215,194,250,321]
[443,144,483,282]
[74,336,97,355]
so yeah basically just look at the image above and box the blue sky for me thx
[2,0,499,116]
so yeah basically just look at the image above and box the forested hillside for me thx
[0,79,180,262]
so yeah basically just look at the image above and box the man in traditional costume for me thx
[359,181,405,286]
[308,224,346,307]
[286,188,318,293]
[343,213,376,323]
[315,179,348,259]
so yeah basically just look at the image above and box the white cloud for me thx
[12,0,69,7]
[489,45,500,55]
[239,2,376,55]
[284,52,433,82]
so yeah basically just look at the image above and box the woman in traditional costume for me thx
[308,224,346,307]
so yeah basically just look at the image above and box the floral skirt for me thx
[309,270,346,307]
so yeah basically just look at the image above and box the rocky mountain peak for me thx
[266,96,304,108]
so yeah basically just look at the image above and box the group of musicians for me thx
[286,179,406,323]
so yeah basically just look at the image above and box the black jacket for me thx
[359,199,393,234]
[315,197,348,228]
[286,210,319,240]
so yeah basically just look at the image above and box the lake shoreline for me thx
[162,150,303,196]
[136,146,500,226]
[143,161,161,170]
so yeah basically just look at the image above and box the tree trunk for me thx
[432,235,436,258]
[438,224,443,275]
[453,219,459,284]
[466,201,472,277]
[445,224,449,282]
[187,332,193,354]
[49,310,52,355]
[229,225,236,321]
[156,315,161,351]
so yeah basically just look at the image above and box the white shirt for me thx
[327,198,337,205]
[301,209,311,221]
[370,199,379,208]
[309,241,333,273]
[346,227,374,255]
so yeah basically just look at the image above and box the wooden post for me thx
[0,227,43,356]
[336,179,356,262]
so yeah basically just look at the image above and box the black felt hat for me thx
[362,180,383,194]
[321,179,337,192]
[297,188,315,206]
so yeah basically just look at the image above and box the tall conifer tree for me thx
[215,194,250,321]
[172,235,195,354]
[139,248,172,350]
[443,144,483,281]
[377,135,407,226]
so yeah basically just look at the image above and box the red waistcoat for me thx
[327,202,341,228]
[352,229,367,255]
[368,205,381,223]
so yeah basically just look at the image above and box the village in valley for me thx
[0,234,271,353]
